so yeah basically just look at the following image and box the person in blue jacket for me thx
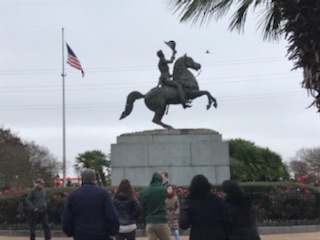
[62,169,119,240]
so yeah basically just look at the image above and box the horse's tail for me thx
[119,91,144,120]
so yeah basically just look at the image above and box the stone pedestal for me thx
[111,129,230,186]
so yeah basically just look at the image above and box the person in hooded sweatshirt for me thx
[222,180,261,240]
[113,179,142,240]
[140,172,171,240]
[62,169,119,240]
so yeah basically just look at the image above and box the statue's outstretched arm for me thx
[163,57,174,64]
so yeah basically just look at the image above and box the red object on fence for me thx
[53,177,81,187]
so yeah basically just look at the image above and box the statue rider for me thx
[157,41,190,109]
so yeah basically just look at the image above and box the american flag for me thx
[66,43,84,77]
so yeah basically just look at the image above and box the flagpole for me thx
[62,28,67,187]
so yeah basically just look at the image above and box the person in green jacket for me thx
[140,172,171,240]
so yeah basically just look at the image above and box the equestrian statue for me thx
[120,41,217,129]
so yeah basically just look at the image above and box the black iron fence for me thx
[250,190,320,225]
[0,187,319,229]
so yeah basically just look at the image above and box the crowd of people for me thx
[26,169,261,240]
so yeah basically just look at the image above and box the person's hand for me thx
[33,208,39,212]
[108,236,116,240]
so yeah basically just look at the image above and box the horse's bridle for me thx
[196,69,202,77]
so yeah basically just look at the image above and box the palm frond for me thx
[164,0,233,26]
[256,1,284,41]
[228,0,253,33]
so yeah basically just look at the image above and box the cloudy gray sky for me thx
[1,0,319,177]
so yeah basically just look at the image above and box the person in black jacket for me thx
[179,174,227,240]
[222,180,261,240]
[62,169,119,240]
[113,179,142,240]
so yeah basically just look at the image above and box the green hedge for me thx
[0,182,319,229]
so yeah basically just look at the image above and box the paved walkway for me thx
[1,231,320,240]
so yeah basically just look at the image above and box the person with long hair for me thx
[222,180,261,240]
[179,174,227,240]
[113,179,142,240]
[165,185,180,240]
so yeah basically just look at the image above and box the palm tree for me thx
[229,139,267,180]
[165,0,320,111]
[228,139,289,181]
[74,150,110,186]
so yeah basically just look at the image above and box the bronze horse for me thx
[120,54,217,129]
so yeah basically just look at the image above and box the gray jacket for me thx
[26,187,47,212]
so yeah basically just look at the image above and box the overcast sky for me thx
[1,0,319,177]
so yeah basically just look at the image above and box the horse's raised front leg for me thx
[152,106,174,129]
[187,90,218,110]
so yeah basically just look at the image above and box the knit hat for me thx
[81,169,95,183]
[35,178,45,184]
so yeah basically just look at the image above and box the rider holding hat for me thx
[157,41,190,109]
